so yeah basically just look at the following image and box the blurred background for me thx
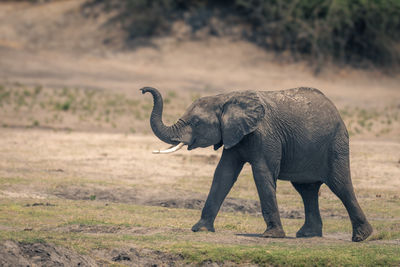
[0,0,399,139]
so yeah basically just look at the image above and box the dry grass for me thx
[1,84,399,142]
[0,84,191,134]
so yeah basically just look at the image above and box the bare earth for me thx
[0,0,400,266]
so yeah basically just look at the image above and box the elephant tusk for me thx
[152,142,185,154]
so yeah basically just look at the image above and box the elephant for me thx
[140,86,373,242]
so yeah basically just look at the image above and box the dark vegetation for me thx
[85,0,400,70]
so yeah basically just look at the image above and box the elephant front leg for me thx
[252,164,285,238]
[192,149,244,232]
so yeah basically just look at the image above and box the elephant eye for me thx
[191,117,200,126]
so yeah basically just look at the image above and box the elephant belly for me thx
[277,151,329,183]
[278,171,324,183]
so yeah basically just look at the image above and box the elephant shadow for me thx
[235,233,296,239]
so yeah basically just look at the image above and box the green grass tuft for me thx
[170,242,400,266]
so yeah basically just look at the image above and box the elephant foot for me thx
[296,224,322,238]
[262,227,286,238]
[352,222,373,242]
[191,219,215,232]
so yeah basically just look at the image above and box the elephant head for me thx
[140,87,266,153]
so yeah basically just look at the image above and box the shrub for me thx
[234,0,400,68]
[55,100,72,111]
[89,0,400,69]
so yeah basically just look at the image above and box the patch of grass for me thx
[0,177,32,187]
[369,223,400,241]
[0,83,191,133]
[63,219,114,226]
[169,242,400,266]
[340,105,400,138]
[0,87,11,104]
[370,231,396,241]
[55,100,72,111]
[0,193,399,266]
[2,227,399,266]
[19,237,47,244]
[33,85,42,95]
[168,90,177,98]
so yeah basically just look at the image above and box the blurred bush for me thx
[75,0,400,69]
[235,0,400,69]
[110,0,400,69]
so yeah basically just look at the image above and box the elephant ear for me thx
[220,91,265,149]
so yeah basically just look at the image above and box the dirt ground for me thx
[0,0,399,266]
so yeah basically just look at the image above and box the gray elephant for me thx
[140,86,372,242]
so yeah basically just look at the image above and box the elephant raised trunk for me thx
[140,87,188,153]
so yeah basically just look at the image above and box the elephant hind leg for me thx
[326,137,372,241]
[292,182,323,238]
[326,175,372,241]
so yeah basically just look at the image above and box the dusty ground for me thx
[0,0,399,266]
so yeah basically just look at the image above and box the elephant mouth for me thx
[187,137,196,150]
